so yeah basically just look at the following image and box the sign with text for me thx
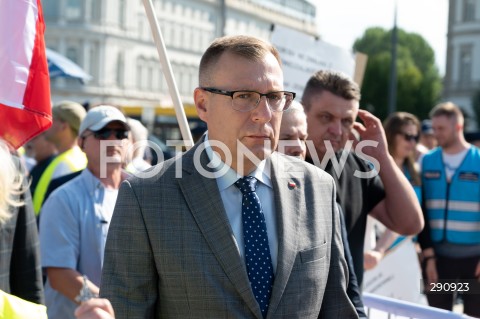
[363,239,428,305]
[270,25,355,100]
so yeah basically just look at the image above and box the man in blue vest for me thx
[418,102,480,317]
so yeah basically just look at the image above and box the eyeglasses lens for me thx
[232,91,293,112]
[403,133,419,142]
[93,129,128,140]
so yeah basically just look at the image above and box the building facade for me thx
[42,0,317,124]
[444,0,480,126]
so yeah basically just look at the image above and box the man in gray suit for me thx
[101,35,358,318]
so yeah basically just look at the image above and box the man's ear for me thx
[58,120,68,132]
[194,87,208,122]
[78,136,85,150]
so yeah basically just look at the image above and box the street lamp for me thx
[388,0,398,115]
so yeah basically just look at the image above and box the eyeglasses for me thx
[200,87,296,112]
[400,133,419,143]
[83,128,129,140]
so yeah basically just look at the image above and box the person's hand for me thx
[353,109,389,162]
[424,258,438,286]
[75,298,115,319]
[364,250,384,270]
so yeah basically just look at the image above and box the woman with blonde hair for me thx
[0,139,44,304]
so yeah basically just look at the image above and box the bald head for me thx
[278,101,308,159]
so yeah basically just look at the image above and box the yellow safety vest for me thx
[0,290,47,319]
[33,147,87,214]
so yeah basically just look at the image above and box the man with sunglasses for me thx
[40,105,131,319]
[101,35,357,318]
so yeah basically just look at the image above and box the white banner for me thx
[363,239,428,305]
[270,25,355,100]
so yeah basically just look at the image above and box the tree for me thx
[353,27,442,121]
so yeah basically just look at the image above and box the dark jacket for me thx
[0,157,44,304]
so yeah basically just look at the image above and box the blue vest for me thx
[422,147,480,244]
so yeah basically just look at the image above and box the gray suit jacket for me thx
[100,141,358,318]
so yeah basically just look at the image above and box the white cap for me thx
[78,105,129,137]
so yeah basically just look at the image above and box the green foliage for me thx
[353,27,442,121]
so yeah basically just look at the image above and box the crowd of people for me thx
[1,34,479,319]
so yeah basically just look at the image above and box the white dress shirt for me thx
[204,134,278,273]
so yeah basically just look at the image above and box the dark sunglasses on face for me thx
[89,128,129,140]
[400,132,419,143]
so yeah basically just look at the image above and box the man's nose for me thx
[287,138,305,156]
[252,96,273,123]
[328,119,342,136]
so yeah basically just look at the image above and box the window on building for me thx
[116,52,125,87]
[42,0,59,22]
[174,3,182,16]
[173,24,181,48]
[65,0,82,22]
[148,65,154,90]
[66,46,79,64]
[152,66,159,91]
[165,1,172,13]
[47,43,58,53]
[171,62,178,91]
[157,66,165,92]
[90,1,101,23]
[65,45,82,85]
[164,22,172,46]
[119,0,126,28]
[139,58,147,90]
[459,45,473,86]
[154,0,161,13]
[189,68,196,93]
[89,43,99,84]
[201,31,211,49]
[159,69,166,92]
[138,18,145,40]
[136,61,143,89]
[463,0,476,22]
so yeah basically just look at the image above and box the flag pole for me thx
[142,0,194,149]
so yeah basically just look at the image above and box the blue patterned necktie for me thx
[235,176,274,318]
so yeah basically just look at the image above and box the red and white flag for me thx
[0,0,51,149]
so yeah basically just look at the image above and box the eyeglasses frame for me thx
[200,87,296,112]
[400,132,419,143]
[81,128,129,140]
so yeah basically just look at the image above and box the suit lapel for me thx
[177,144,262,318]
[267,153,302,317]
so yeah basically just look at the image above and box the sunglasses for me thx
[400,133,419,143]
[85,128,129,140]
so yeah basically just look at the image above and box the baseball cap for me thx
[421,119,434,135]
[78,105,129,137]
[52,101,87,134]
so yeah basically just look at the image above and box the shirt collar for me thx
[204,133,272,191]
[81,168,104,192]
[81,168,130,192]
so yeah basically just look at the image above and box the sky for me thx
[316,0,449,75]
